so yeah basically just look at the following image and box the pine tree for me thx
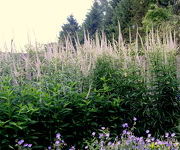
[103,1,116,40]
[103,0,151,40]
[83,0,103,38]
[60,15,79,39]
[157,0,175,7]
[173,0,180,14]
[110,0,121,8]
[59,15,79,48]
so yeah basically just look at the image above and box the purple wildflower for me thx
[151,137,155,141]
[156,140,163,145]
[23,143,28,147]
[133,117,137,121]
[127,131,131,135]
[166,143,171,147]
[165,133,169,138]
[146,130,150,134]
[69,146,75,150]
[18,139,24,145]
[122,123,128,128]
[48,146,51,150]
[107,141,112,146]
[92,132,96,136]
[55,140,60,145]
[122,130,127,135]
[101,127,105,130]
[28,144,32,148]
[56,133,61,139]
[85,146,88,149]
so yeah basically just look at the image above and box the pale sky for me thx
[0,0,93,50]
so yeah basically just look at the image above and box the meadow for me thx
[0,28,180,149]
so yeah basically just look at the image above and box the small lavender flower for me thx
[166,143,171,147]
[122,123,128,128]
[56,133,61,139]
[28,144,32,148]
[18,139,24,145]
[122,130,127,135]
[85,146,88,149]
[23,143,28,147]
[55,140,60,145]
[69,146,75,150]
[151,137,155,141]
[156,140,163,145]
[126,131,131,135]
[146,130,150,134]
[125,140,130,145]
[165,133,169,138]
[171,133,176,137]
[48,146,51,150]
[92,132,96,136]
[133,117,137,121]
[101,127,105,130]
[107,141,112,146]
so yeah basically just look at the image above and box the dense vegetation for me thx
[0,28,180,149]
[60,0,180,42]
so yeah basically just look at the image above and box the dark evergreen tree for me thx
[173,0,180,14]
[157,0,176,7]
[110,0,121,8]
[106,0,150,40]
[60,15,79,38]
[83,0,103,38]
[59,15,79,48]
[103,7,115,40]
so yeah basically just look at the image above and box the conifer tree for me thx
[59,15,79,48]
[83,0,103,38]
[59,15,79,39]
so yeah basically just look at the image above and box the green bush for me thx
[142,4,173,30]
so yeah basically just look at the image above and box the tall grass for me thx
[0,27,179,149]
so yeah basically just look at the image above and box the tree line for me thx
[59,0,180,44]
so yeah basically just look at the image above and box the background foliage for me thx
[60,0,180,42]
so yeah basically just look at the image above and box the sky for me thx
[0,0,93,50]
